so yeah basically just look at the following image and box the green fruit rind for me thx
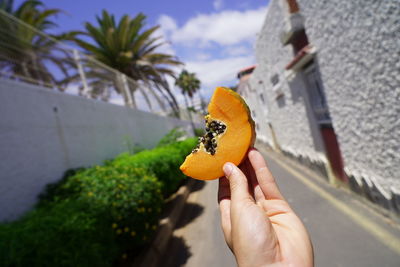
[221,87,257,147]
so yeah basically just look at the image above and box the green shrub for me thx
[0,201,116,267]
[113,138,197,196]
[0,136,197,267]
[1,167,163,267]
[63,166,163,250]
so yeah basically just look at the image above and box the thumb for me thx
[223,162,252,203]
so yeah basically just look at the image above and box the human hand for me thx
[218,148,313,267]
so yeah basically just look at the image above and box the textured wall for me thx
[237,78,271,144]
[297,0,400,193]
[249,0,400,207]
[248,0,328,163]
[0,79,192,221]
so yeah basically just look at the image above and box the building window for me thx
[304,64,331,124]
[259,93,265,104]
[271,74,284,99]
[271,74,279,86]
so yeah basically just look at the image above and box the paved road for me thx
[161,147,400,267]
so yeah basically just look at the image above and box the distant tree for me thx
[74,10,182,115]
[0,0,77,88]
[175,69,201,133]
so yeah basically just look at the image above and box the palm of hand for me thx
[218,149,313,267]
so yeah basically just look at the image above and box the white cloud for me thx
[194,52,212,61]
[185,55,255,96]
[170,7,267,46]
[155,15,178,56]
[155,7,266,101]
[213,0,224,10]
[223,45,251,56]
[157,14,177,33]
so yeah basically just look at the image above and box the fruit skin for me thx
[180,87,256,180]
[225,88,257,148]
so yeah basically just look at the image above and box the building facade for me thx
[239,0,400,214]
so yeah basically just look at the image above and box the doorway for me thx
[304,63,347,182]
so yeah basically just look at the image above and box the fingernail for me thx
[223,163,233,177]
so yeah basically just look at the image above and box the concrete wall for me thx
[248,0,328,164]
[0,79,193,221]
[237,76,271,145]
[249,0,400,211]
[296,0,400,196]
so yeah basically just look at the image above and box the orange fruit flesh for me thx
[180,87,255,180]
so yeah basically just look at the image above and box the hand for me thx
[218,148,313,267]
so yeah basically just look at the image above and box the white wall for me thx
[297,0,400,194]
[0,79,193,221]
[248,0,327,164]
[248,0,400,210]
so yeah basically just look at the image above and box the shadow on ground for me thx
[190,180,206,192]
[161,236,192,267]
[175,202,204,229]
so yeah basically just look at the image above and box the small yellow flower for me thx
[124,227,129,232]
[116,229,122,235]
[112,223,118,229]
[130,231,136,237]
[87,192,93,197]
[152,225,157,230]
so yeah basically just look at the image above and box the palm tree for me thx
[0,0,77,88]
[74,10,182,115]
[175,69,201,134]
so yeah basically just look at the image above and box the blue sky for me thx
[16,0,269,102]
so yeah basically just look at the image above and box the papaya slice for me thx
[180,87,256,180]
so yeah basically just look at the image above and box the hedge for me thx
[0,135,197,267]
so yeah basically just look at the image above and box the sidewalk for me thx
[160,146,400,266]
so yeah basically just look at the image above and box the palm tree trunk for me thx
[190,96,195,111]
[137,84,153,112]
[184,94,196,135]
[198,90,206,114]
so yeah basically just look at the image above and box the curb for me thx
[134,179,196,267]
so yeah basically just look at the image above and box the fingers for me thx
[218,178,232,248]
[223,162,253,203]
[248,149,284,200]
[241,156,265,203]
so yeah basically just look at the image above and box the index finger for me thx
[248,149,284,200]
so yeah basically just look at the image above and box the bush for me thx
[0,201,117,267]
[0,135,197,267]
[0,167,163,267]
[113,138,197,196]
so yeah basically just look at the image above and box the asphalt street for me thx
[160,147,400,267]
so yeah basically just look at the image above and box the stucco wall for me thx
[237,78,271,144]
[248,0,328,163]
[0,79,193,221]
[297,0,400,193]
